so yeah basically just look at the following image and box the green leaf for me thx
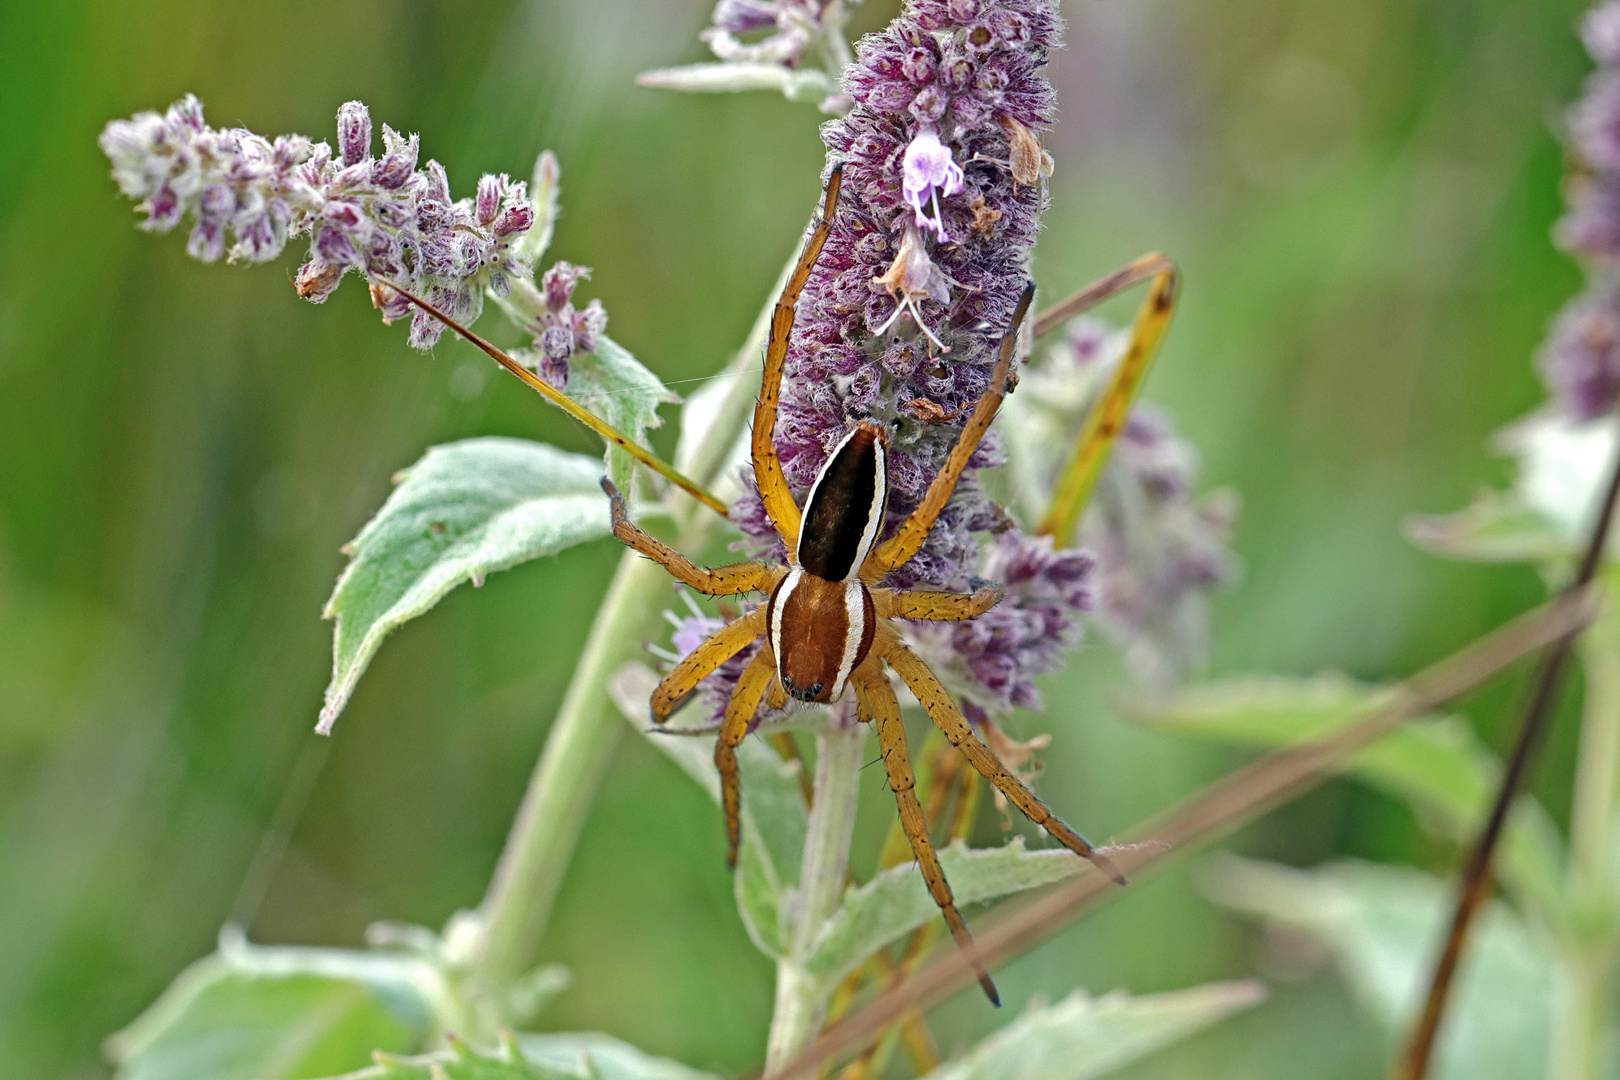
[519,1032,721,1080]
[556,336,678,497]
[1127,675,1566,921]
[1203,857,1551,1080]
[320,438,615,733]
[107,932,440,1080]
[802,838,1091,992]
[1405,489,1570,564]
[332,1033,574,1080]
[920,981,1266,1080]
[608,663,808,958]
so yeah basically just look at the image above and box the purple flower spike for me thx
[902,127,965,238]
[714,0,1071,718]
[1545,1,1620,419]
[100,96,539,352]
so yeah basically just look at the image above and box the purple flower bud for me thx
[712,0,778,33]
[541,261,590,312]
[494,201,535,239]
[373,131,419,189]
[573,298,607,354]
[336,100,371,166]
[1540,283,1620,421]
[187,218,224,262]
[476,174,504,226]
[1587,2,1620,66]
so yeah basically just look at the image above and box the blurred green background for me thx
[0,0,1594,1075]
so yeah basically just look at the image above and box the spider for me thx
[601,163,1124,1004]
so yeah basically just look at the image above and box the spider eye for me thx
[812,682,824,695]
[781,676,795,690]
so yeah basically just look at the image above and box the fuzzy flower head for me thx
[719,0,1067,720]
[100,97,538,350]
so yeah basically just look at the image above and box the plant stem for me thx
[1555,573,1620,1080]
[765,717,867,1076]
[470,550,671,996]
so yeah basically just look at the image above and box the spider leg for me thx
[1035,258,1179,545]
[716,645,777,868]
[874,623,1127,886]
[853,661,1001,1005]
[753,163,844,550]
[861,282,1035,583]
[651,606,768,723]
[603,478,775,595]
[873,583,1004,621]
[1029,251,1176,338]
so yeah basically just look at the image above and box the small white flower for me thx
[901,127,965,240]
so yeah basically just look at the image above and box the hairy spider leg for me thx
[862,281,1036,583]
[1035,257,1180,545]
[650,606,769,723]
[852,660,1001,1006]
[753,162,845,550]
[602,478,772,595]
[873,584,1005,621]
[716,645,778,866]
[875,622,1128,885]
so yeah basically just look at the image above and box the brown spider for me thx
[602,164,1123,1003]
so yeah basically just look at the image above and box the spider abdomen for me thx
[767,569,876,703]
[796,421,888,582]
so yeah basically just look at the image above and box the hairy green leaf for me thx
[1126,675,1566,920]
[921,981,1266,1080]
[1204,857,1550,1080]
[320,438,616,733]
[1405,490,1569,565]
[557,336,677,496]
[803,838,1092,991]
[519,1032,721,1080]
[107,932,440,1080]
[609,663,807,957]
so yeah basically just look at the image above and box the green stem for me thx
[1555,572,1620,1080]
[469,551,671,995]
[765,717,867,1075]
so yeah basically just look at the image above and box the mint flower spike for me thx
[1547,0,1620,419]
[99,96,538,351]
[669,0,1089,727]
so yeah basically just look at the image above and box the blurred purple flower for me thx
[99,96,537,350]
[1082,406,1238,688]
[1540,283,1620,422]
[1546,1,1620,419]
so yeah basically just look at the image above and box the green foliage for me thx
[517,1032,721,1080]
[333,1031,720,1080]
[511,337,678,497]
[1204,857,1551,1080]
[920,982,1267,1080]
[1405,490,1569,565]
[1128,674,1566,919]
[609,663,808,957]
[106,932,439,1080]
[319,438,621,732]
[803,839,1088,992]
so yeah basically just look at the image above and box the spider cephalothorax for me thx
[602,164,1122,1003]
